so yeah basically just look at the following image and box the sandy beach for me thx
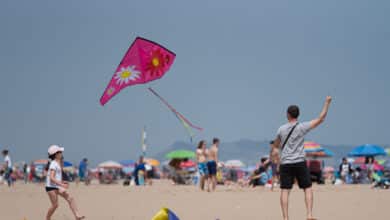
[1,180,389,220]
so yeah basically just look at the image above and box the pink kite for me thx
[100,37,176,105]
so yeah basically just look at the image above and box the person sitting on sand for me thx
[45,145,84,220]
[249,157,271,187]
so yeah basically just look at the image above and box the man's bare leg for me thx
[304,187,314,219]
[212,176,217,191]
[280,189,290,220]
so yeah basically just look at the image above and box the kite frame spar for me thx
[148,87,203,142]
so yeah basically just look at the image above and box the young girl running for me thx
[45,145,85,220]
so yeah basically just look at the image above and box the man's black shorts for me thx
[280,161,312,189]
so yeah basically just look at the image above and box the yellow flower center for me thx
[152,58,160,67]
[121,70,132,79]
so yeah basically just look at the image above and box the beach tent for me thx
[166,150,195,159]
[225,160,245,168]
[348,144,386,157]
[98,160,123,169]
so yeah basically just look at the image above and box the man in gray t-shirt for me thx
[277,121,311,165]
[272,96,332,220]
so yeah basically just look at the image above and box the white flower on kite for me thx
[114,66,141,85]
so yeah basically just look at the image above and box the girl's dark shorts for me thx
[45,187,59,192]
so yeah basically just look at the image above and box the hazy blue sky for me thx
[1,0,389,164]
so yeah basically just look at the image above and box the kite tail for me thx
[148,87,202,142]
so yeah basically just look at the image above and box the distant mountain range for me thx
[151,139,387,167]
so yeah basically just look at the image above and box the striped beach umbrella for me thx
[306,148,334,158]
[304,141,323,153]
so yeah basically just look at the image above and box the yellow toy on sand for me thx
[152,207,180,220]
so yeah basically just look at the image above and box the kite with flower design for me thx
[100,37,176,105]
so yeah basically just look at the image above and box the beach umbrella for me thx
[33,159,49,165]
[306,148,334,158]
[119,160,136,167]
[348,144,386,157]
[165,150,195,159]
[304,141,323,153]
[225,160,245,168]
[144,158,160,166]
[98,160,123,169]
[180,160,196,168]
[63,161,72,167]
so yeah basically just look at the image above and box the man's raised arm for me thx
[310,96,332,129]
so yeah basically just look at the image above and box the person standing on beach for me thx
[2,149,13,187]
[196,140,209,191]
[339,157,352,183]
[207,138,219,192]
[133,156,146,186]
[45,145,85,220]
[272,96,332,220]
[78,158,88,183]
[23,163,28,184]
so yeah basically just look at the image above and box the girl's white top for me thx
[46,160,62,188]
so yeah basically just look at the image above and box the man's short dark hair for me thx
[287,105,300,119]
[213,138,220,144]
